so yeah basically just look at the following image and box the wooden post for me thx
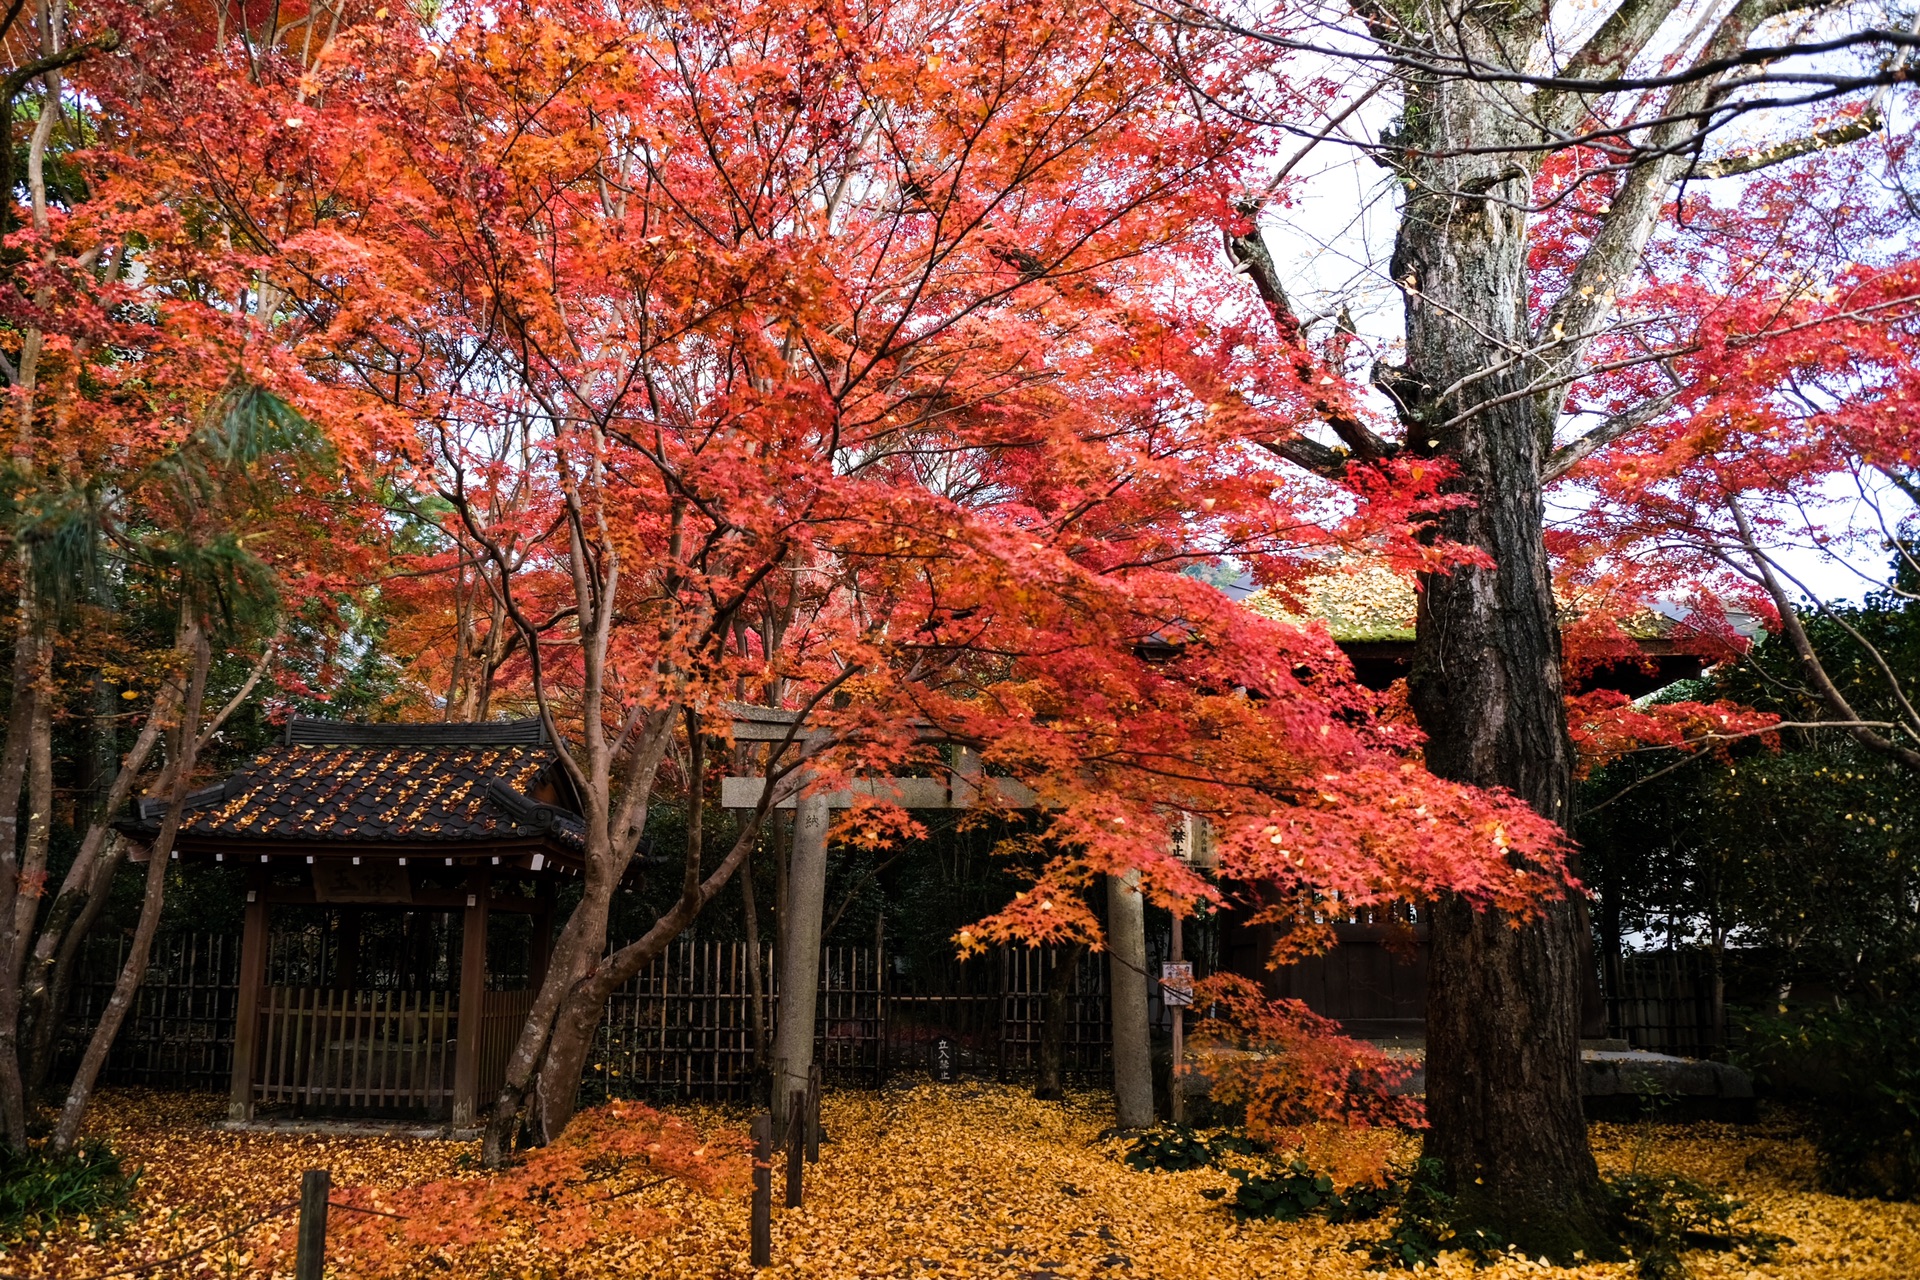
[295,1168,330,1280]
[784,1088,805,1208]
[228,868,270,1122]
[1169,914,1185,1125]
[805,1063,821,1163]
[451,868,490,1126]
[771,787,829,1133]
[530,878,555,989]
[750,1112,772,1267]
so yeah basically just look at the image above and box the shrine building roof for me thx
[118,718,586,864]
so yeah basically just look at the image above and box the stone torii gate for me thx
[717,703,1156,1129]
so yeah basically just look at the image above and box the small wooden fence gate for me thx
[66,933,1114,1106]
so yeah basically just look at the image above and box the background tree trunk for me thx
[52,618,211,1153]
[1105,871,1154,1129]
[1033,942,1086,1101]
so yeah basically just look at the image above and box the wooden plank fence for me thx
[60,933,241,1091]
[66,933,1116,1105]
[1605,950,1726,1058]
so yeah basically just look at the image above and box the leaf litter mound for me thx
[5,1085,1916,1278]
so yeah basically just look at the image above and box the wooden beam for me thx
[228,866,270,1122]
[451,869,490,1127]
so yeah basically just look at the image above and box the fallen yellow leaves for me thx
[4,1086,1916,1279]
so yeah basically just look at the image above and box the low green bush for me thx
[1122,1124,1391,1224]
[1365,1161,1783,1277]
[1365,1158,1504,1269]
[1745,1002,1920,1201]
[1604,1171,1784,1280]
[0,1138,139,1240]
[1120,1123,1265,1173]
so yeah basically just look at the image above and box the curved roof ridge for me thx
[282,717,549,747]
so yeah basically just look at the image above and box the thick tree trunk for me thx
[1033,942,1085,1101]
[771,790,829,1134]
[1105,872,1154,1129]
[1384,15,1608,1254]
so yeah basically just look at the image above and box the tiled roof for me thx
[126,721,584,850]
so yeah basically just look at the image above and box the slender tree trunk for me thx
[0,598,43,1148]
[1105,872,1154,1129]
[1034,942,1085,1101]
[52,619,211,1154]
[12,686,52,967]
[1395,35,1606,1246]
[20,679,177,1095]
[771,790,829,1135]
[741,849,769,1074]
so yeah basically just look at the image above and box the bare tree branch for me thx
[1542,392,1679,482]
[1728,499,1920,774]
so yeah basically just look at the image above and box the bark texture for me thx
[1392,19,1607,1256]
[1033,942,1086,1101]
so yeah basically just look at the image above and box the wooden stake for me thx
[805,1063,821,1163]
[295,1168,330,1280]
[750,1112,772,1267]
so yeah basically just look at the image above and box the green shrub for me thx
[1215,1159,1338,1222]
[1366,1158,1504,1269]
[1364,1162,1783,1276]
[1121,1123,1266,1173]
[1603,1171,1784,1280]
[1745,1002,1920,1200]
[1123,1125,1394,1225]
[0,1138,138,1240]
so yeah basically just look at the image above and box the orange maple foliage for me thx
[309,1100,748,1277]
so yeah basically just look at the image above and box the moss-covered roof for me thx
[1244,567,1684,644]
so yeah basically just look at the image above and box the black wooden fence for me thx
[63,933,1113,1102]
[1605,949,1729,1058]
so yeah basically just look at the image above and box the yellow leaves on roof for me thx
[1244,563,1418,642]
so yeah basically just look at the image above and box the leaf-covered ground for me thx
[4,1085,1915,1279]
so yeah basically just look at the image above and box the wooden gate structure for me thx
[115,718,579,1123]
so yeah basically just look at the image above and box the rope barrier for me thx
[0,1199,299,1280]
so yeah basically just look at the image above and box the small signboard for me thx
[312,859,414,904]
[932,1037,955,1082]
[1161,962,1194,1008]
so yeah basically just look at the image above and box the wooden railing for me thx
[253,988,456,1111]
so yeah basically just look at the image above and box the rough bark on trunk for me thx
[741,850,769,1075]
[1033,942,1085,1101]
[1395,37,1606,1247]
[1105,872,1154,1130]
